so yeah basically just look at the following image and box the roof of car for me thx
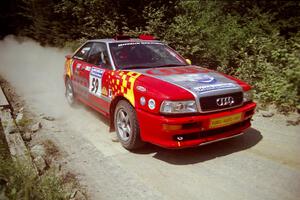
[88,38,162,44]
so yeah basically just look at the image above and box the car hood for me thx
[131,65,243,98]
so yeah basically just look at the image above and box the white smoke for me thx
[0,35,72,117]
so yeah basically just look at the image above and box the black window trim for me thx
[73,42,93,62]
[86,42,112,69]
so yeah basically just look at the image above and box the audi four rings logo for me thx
[216,96,235,106]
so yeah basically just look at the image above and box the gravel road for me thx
[1,36,300,200]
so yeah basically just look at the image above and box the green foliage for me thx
[0,132,10,160]
[164,1,300,111]
[0,158,69,200]
[1,0,300,111]
[0,137,69,200]
[232,33,300,111]
[16,117,33,128]
[123,5,169,38]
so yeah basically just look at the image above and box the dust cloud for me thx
[0,35,72,117]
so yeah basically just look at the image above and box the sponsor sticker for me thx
[89,67,104,97]
[194,83,238,93]
[75,63,81,74]
[194,74,215,84]
[118,42,162,47]
[136,85,146,92]
[85,66,91,71]
[209,113,242,129]
[101,87,108,96]
[169,74,216,84]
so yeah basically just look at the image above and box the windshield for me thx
[109,42,187,69]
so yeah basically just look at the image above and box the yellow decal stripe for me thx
[65,59,72,77]
[122,72,141,107]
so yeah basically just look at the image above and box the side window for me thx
[73,43,93,61]
[87,42,112,69]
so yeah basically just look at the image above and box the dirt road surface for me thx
[1,36,300,200]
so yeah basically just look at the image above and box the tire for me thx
[65,78,77,106]
[114,100,144,150]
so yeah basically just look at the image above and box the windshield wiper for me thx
[120,64,186,70]
[155,64,187,68]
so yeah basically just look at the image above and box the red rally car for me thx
[64,35,256,150]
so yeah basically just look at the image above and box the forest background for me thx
[1,0,299,112]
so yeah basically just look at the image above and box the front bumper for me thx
[136,102,256,148]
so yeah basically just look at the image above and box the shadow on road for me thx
[79,103,262,165]
[133,128,262,165]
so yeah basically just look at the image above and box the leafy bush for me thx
[2,0,300,111]
[232,33,300,111]
[163,1,300,111]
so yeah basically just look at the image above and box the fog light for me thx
[162,124,182,131]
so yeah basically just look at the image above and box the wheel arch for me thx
[64,75,70,85]
[109,96,132,132]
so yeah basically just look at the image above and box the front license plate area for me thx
[209,113,242,129]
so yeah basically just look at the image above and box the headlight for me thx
[160,100,197,114]
[243,90,253,102]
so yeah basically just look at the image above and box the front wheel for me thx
[114,100,144,150]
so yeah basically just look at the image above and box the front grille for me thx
[199,92,243,112]
[173,119,250,141]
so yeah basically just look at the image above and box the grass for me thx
[16,118,33,129]
[0,158,69,200]
[0,126,81,200]
[0,76,85,199]
[42,140,61,158]
[0,123,10,159]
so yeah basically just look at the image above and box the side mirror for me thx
[186,59,192,65]
[65,54,72,59]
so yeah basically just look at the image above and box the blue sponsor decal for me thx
[168,74,216,84]
[195,74,216,84]
[194,83,239,93]
[91,67,104,78]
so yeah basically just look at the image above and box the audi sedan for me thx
[64,35,256,149]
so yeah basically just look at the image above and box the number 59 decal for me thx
[89,67,104,97]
